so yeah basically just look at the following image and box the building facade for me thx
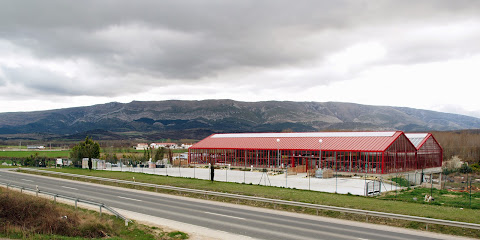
[188,131,442,174]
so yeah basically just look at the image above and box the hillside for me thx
[1,100,479,140]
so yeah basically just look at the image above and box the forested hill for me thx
[0,100,479,140]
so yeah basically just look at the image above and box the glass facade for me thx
[416,136,443,169]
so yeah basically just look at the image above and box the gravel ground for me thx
[102,166,396,195]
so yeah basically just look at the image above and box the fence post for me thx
[125,219,129,226]
[99,206,102,217]
[75,199,78,210]
[36,185,39,197]
[54,195,56,203]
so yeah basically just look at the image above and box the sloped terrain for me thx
[0,100,479,140]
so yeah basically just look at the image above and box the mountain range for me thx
[0,100,479,140]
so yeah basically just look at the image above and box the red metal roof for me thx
[191,131,405,152]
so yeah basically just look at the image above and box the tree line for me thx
[433,130,480,163]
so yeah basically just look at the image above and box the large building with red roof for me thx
[188,131,442,174]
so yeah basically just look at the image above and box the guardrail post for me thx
[366,214,368,222]
[75,199,78,210]
[316,209,319,216]
[426,224,429,231]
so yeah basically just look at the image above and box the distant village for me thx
[134,142,193,150]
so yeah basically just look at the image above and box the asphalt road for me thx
[0,169,464,240]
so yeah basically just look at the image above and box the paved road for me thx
[0,169,466,240]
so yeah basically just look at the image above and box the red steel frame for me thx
[415,134,443,170]
[188,133,424,174]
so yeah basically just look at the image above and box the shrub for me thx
[459,163,473,174]
[470,163,480,173]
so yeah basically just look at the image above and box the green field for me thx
[0,150,70,158]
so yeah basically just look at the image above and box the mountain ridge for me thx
[0,100,479,140]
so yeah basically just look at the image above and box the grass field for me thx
[25,168,480,238]
[0,150,70,158]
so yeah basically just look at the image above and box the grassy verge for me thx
[0,186,188,240]
[23,168,480,238]
[380,187,480,209]
[0,150,70,158]
[0,165,17,168]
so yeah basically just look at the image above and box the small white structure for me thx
[150,143,177,149]
[180,144,193,149]
[173,153,188,161]
[82,158,106,169]
[27,145,45,149]
[135,143,149,150]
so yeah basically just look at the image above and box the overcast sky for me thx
[1,1,479,118]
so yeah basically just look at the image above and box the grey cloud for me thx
[2,67,89,96]
[1,65,148,97]
[1,0,480,93]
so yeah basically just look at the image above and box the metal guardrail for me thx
[19,168,480,230]
[0,180,130,226]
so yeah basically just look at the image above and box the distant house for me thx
[27,145,45,149]
[150,143,177,149]
[135,143,149,150]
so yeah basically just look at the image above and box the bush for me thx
[470,163,480,173]
[459,163,473,174]
[0,190,113,238]
[167,231,189,239]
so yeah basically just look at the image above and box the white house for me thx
[135,143,149,150]
[150,143,177,149]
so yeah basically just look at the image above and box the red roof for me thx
[191,131,405,152]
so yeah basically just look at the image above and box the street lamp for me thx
[314,139,322,190]
[276,139,280,170]
[319,139,323,170]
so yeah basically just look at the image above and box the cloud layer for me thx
[1,1,480,117]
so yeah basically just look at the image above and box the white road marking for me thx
[204,212,246,220]
[118,196,142,202]
[61,186,78,190]
[358,238,369,240]
[21,179,33,182]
